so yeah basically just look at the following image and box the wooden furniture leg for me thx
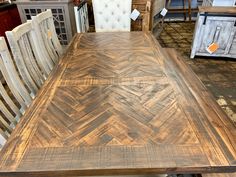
[183,0,186,21]
[142,0,151,32]
[166,0,172,9]
[188,0,192,21]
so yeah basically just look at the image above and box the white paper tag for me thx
[130,9,140,21]
[0,134,6,147]
[160,8,168,17]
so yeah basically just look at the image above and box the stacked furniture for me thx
[15,0,76,45]
[191,6,236,59]
[0,9,63,149]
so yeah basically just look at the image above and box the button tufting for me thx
[93,0,131,32]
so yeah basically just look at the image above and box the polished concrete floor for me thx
[157,22,236,124]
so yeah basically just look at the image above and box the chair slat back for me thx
[0,127,7,150]
[30,19,55,72]
[23,21,53,76]
[0,113,13,134]
[0,82,21,120]
[0,37,32,108]
[6,22,47,96]
[0,37,35,149]
[32,9,63,61]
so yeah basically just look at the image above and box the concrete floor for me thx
[156,22,236,124]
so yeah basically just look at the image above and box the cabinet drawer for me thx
[198,16,236,55]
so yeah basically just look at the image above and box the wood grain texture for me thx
[6,23,41,96]
[0,37,31,107]
[202,173,236,177]
[132,0,151,31]
[0,32,235,177]
[35,9,64,59]
[0,37,31,148]
[198,6,236,14]
[157,21,236,124]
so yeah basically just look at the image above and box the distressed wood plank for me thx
[202,173,236,177]
[33,9,63,59]
[0,37,32,107]
[198,6,236,14]
[0,32,235,177]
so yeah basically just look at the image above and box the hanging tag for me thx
[0,134,6,145]
[160,8,168,17]
[47,30,52,39]
[206,43,219,54]
[130,9,140,21]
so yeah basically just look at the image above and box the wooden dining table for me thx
[0,32,236,177]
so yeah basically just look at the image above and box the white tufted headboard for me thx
[92,0,132,32]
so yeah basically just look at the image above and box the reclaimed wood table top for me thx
[0,32,236,177]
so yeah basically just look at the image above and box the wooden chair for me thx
[0,37,32,149]
[6,22,48,97]
[92,0,132,32]
[31,9,63,61]
[29,19,55,72]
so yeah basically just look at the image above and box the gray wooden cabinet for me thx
[15,0,76,45]
[191,7,236,59]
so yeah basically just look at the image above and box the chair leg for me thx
[188,0,192,21]
[166,0,172,9]
[183,0,186,21]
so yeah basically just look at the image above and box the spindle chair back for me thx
[30,18,55,71]
[32,9,63,62]
[0,37,33,149]
[6,22,48,97]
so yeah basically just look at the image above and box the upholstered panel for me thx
[92,0,132,32]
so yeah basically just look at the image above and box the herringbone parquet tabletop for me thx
[0,32,235,177]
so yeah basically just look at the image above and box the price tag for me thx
[206,43,219,54]
[47,30,52,39]
[160,8,168,17]
[130,9,140,21]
